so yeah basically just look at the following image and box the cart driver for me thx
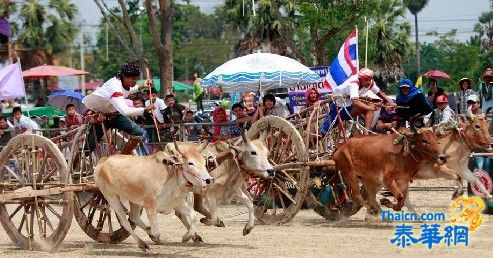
[321,68,395,135]
[82,61,154,154]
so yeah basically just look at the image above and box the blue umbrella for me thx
[48,90,86,114]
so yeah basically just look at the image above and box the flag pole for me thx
[364,16,369,68]
[355,26,360,71]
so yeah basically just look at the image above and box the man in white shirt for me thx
[11,107,41,135]
[82,61,154,154]
[144,87,166,143]
[321,68,394,134]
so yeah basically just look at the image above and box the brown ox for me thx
[94,141,212,251]
[333,126,446,217]
[382,114,493,212]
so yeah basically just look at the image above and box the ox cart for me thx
[0,97,354,251]
[243,98,361,225]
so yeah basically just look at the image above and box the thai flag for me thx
[323,30,359,91]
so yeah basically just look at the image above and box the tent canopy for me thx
[137,79,193,92]
[22,65,88,79]
[2,105,66,118]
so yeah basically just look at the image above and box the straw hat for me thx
[458,78,472,88]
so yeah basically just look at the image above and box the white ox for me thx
[193,132,273,235]
[381,114,493,212]
[94,141,213,251]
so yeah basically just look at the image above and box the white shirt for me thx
[145,98,167,123]
[333,75,380,107]
[82,77,144,116]
[433,105,455,125]
[13,115,40,135]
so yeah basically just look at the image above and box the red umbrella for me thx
[22,65,88,79]
[423,70,450,80]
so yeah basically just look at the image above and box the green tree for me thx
[474,10,493,50]
[14,0,78,67]
[403,0,428,74]
[368,0,411,91]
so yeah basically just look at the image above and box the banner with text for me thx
[288,66,332,113]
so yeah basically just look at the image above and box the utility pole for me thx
[80,27,86,94]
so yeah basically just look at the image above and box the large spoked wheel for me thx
[246,116,309,224]
[68,124,134,243]
[0,134,73,251]
[306,168,362,221]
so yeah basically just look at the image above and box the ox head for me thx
[163,141,214,193]
[409,128,447,165]
[227,131,274,178]
[409,116,447,164]
[462,109,492,150]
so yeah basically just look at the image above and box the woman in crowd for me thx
[211,107,231,142]
[455,78,476,114]
[305,87,322,108]
[427,78,447,109]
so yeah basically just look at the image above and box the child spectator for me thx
[65,103,84,130]
[183,110,203,141]
[11,107,41,135]
[429,95,455,126]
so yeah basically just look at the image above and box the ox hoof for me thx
[149,234,161,244]
[200,217,214,226]
[182,234,193,243]
[365,214,381,223]
[243,225,253,236]
[216,220,225,227]
[193,234,204,243]
[380,198,393,209]
[487,194,493,200]
[138,240,150,252]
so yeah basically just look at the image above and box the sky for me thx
[74,0,492,44]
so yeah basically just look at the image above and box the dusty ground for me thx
[0,186,492,258]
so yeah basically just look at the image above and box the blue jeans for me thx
[86,114,147,152]
[321,102,353,135]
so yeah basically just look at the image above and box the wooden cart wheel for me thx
[246,116,309,224]
[0,134,73,251]
[306,168,362,221]
[68,124,134,243]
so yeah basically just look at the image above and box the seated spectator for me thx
[11,107,41,135]
[374,105,400,134]
[396,79,432,127]
[230,103,254,137]
[59,118,67,134]
[466,94,481,115]
[0,115,13,148]
[242,92,257,117]
[65,104,84,130]
[212,107,231,142]
[429,95,455,126]
[255,93,290,121]
[305,87,322,108]
[183,111,204,141]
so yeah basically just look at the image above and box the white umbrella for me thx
[202,53,319,93]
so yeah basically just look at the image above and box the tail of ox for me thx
[194,130,274,236]
[94,140,212,251]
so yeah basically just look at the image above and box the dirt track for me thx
[0,188,491,258]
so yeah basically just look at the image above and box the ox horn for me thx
[242,130,251,144]
[174,140,184,156]
[198,140,209,153]
[467,106,475,121]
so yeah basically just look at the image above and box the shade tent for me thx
[22,65,88,79]
[136,79,193,92]
[2,106,66,118]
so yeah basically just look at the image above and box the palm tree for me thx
[370,0,411,90]
[403,0,428,74]
[16,0,77,67]
[219,0,296,57]
[474,11,493,51]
